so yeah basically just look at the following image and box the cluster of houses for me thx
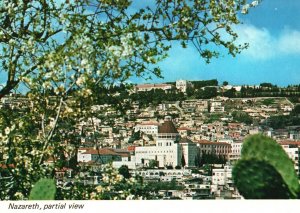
[1,80,300,199]
[72,116,300,199]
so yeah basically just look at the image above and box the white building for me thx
[135,83,173,92]
[135,119,198,168]
[77,148,126,164]
[229,141,243,161]
[176,80,192,93]
[134,122,159,136]
[212,163,234,187]
[133,169,192,181]
[223,85,242,92]
[280,141,300,175]
[289,130,300,140]
[112,156,140,170]
[210,101,224,113]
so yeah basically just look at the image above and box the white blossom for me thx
[251,1,259,7]
[102,175,109,183]
[126,195,135,200]
[80,59,89,68]
[65,106,73,113]
[108,45,122,57]
[4,127,10,135]
[42,81,52,89]
[76,76,85,86]
[15,192,24,200]
[241,4,250,14]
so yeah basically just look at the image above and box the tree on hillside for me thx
[195,87,218,99]
[224,87,237,98]
[223,81,229,86]
[260,83,274,88]
[291,105,300,115]
[262,98,275,106]
[0,0,261,200]
[232,111,253,125]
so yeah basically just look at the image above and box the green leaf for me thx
[29,179,56,200]
[233,159,293,199]
[240,134,299,198]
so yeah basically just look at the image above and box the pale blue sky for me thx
[134,0,300,86]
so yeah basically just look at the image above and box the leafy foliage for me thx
[148,160,158,169]
[198,152,227,166]
[130,89,185,107]
[232,159,292,199]
[260,83,275,88]
[232,111,253,125]
[265,104,300,129]
[233,134,299,198]
[128,131,141,144]
[118,165,131,179]
[146,179,184,192]
[192,79,219,89]
[223,88,237,98]
[195,87,218,99]
[29,179,56,200]
[90,164,156,200]
[222,81,229,86]
[261,98,275,106]
[266,115,300,129]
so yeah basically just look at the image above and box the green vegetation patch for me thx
[232,159,292,199]
[241,134,299,198]
[29,179,56,200]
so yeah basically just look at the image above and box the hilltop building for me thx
[135,83,173,92]
[176,80,193,93]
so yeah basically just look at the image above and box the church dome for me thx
[158,120,178,134]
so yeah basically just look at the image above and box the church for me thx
[134,117,198,168]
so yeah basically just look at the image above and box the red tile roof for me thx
[279,141,300,146]
[0,164,15,169]
[196,139,212,143]
[127,146,136,152]
[80,148,130,157]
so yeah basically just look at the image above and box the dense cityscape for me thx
[1,79,299,200]
[1,0,300,209]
